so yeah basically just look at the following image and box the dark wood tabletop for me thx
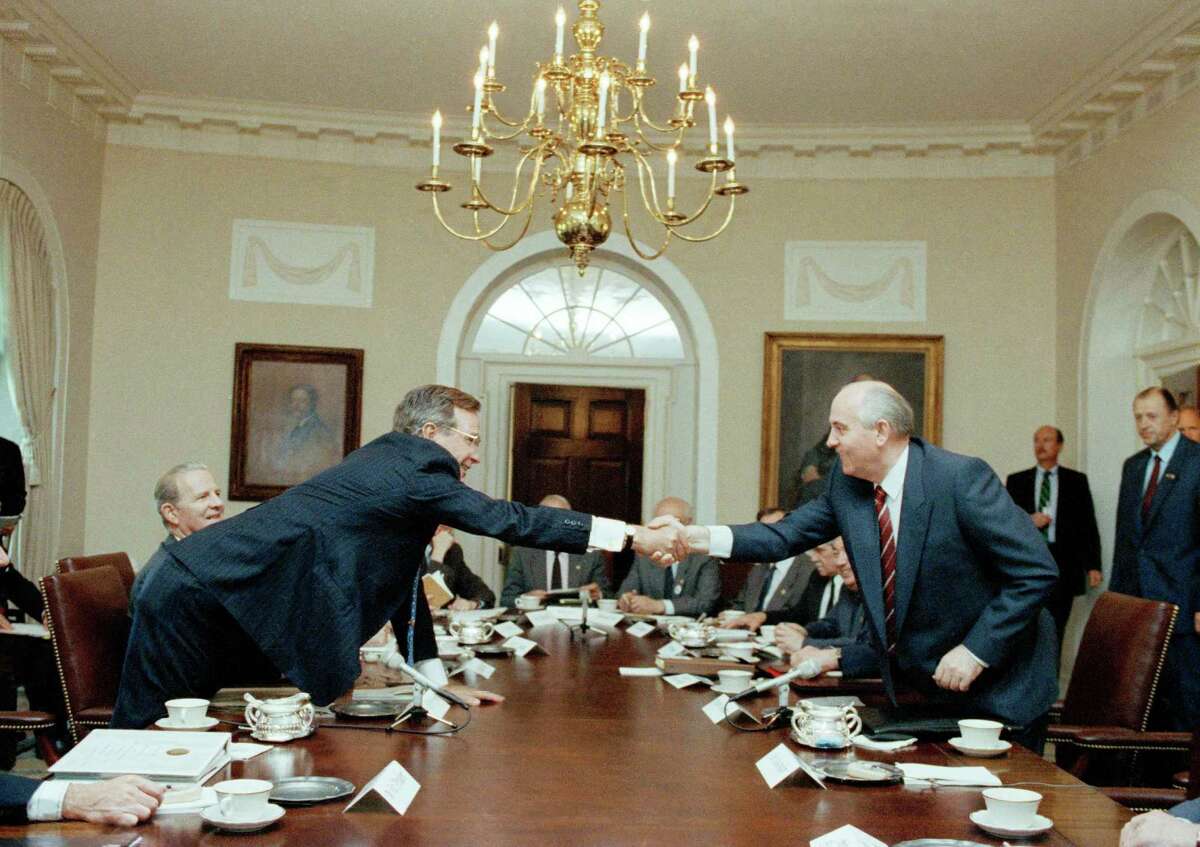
[0,619,1132,845]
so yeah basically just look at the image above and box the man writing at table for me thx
[113,384,683,729]
[648,381,1059,749]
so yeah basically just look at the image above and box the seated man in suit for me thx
[721,536,844,632]
[0,772,162,825]
[1120,797,1200,846]
[777,543,868,659]
[427,525,496,609]
[618,497,721,617]
[727,507,814,621]
[499,495,609,606]
[131,462,225,602]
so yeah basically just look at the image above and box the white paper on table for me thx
[228,742,272,761]
[619,666,663,677]
[587,610,624,628]
[344,760,421,815]
[155,786,218,815]
[710,629,751,642]
[809,824,888,847]
[657,641,687,658]
[702,694,733,724]
[851,735,916,752]
[0,622,48,638]
[549,606,583,623]
[524,610,558,628]
[756,742,802,788]
[462,657,495,679]
[663,673,706,689]
[504,635,540,657]
[494,621,523,638]
[626,621,655,638]
[420,689,451,720]
[897,763,1001,786]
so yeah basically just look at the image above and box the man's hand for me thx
[1088,569,1103,590]
[790,645,838,673]
[1030,512,1052,529]
[625,595,666,614]
[447,597,478,611]
[633,517,689,565]
[580,582,602,601]
[1120,809,1200,847]
[62,775,164,826]
[1194,610,1200,635]
[442,683,505,706]
[932,644,984,692]
[0,610,11,632]
[720,611,766,631]
[429,526,455,561]
[775,622,807,653]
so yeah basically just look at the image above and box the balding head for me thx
[827,380,914,483]
[653,496,693,526]
[539,494,571,510]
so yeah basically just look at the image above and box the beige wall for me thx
[0,50,106,566]
[87,143,1058,565]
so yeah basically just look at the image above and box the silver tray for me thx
[893,841,992,847]
[819,760,904,784]
[332,701,402,718]
[270,776,355,805]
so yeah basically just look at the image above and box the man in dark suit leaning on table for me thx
[112,384,685,729]
[648,381,1059,750]
[1005,425,1102,648]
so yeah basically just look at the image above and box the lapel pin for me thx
[1165,472,1177,481]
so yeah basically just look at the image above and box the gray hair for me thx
[393,384,481,435]
[155,462,209,528]
[855,382,915,437]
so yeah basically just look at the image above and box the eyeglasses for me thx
[442,424,481,447]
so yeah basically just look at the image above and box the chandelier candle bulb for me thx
[471,71,484,133]
[535,78,546,122]
[597,72,610,134]
[487,22,498,76]
[637,13,650,66]
[667,149,677,201]
[677,63,688,93]
[705,87,717,151]
[688,35,699,82]
[472,154,481,184]
[724,116,735,162]
[555,7,566,59]
[431,110,442,168]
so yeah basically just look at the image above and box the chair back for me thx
[39,567,130,744]
[1062,592,1178,730]
[56,552,135,596]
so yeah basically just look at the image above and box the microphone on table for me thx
[390,656,473,709]
[728,657,822,702]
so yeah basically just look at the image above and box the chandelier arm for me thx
[628,148,674,224]
[480,115,532,140]
[482,200,538,252]
[429,192,515,242]
[475,149,544,216]
[631,122,684,153]
[619,185,672,261]
[663,170,719,227]
[635,99,683,135]
[662,195,738,243]
[484,100,534,130]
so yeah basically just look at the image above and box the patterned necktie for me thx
[1141,455,1162,523]
[755,563,776,612]
[874,485,898,654]
[1037,470,1052,537]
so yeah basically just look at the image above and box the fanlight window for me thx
[473,265,684,358]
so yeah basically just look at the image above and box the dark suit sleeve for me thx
[0,565,43,619]
[670,557,720,616]
[0,441,25,517]
[443,544,495,607]
[1076,473,1102,573]
[0,772,39,822]
[730,489,839,563]
[954,457,1058,668]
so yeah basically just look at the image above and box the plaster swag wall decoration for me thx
[229,219,375,308]
[784,241,927,322]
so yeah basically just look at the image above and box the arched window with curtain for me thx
[0,181,57,578]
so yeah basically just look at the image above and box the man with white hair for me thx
[130,463,225,602]
[651,381,1059,749]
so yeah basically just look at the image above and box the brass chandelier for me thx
[415,0,748,274]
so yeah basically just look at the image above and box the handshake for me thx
[629,516,710,566]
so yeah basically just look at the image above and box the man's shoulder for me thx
[1006,466,1036,485]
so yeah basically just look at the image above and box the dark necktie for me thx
[550,553,563,590]
[662,563,674,599]
[755,563,776,612]
[874,485,898,654]
[1141,455,1162,523]
[1037,470,1052,537]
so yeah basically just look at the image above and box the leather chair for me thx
[0,710,60,764]
[39,567,130,745]
[56,552,136,597]
[1047,591,1183,784]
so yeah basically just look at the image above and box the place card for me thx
[657,641,687,658]
[587,610,624,628]
[756,742,801,788]
[619,666,663,677]
[421,689,451,720]
[228,742,272,761]
[463,657,495,679]
[702,694,733,724]
[494,621,523,638]
[524,610,558,628]
[663,673,706,689]
[626,621,655,638]
[344,760,421,815]
[809,824,888,847]
[504,635,540,657]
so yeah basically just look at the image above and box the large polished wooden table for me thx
[1,620,1132,845]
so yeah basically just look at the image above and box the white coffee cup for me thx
[597,598,618,612]
[759,625,776,642]
[515,594,542,610]
[981,787,1042,827]
[717,669,753,690]
[959,718,1004,748]
[164,698,209,726]
[724,642,755,660]
[214,778,273,820]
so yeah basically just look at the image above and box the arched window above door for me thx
[472,263,685,359]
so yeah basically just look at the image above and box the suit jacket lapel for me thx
[893,444,931,637]
[1146,445,1187,531]
[1128,450,1150,533]
[844,479,886,649]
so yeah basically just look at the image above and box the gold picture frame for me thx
[761,333,944,510]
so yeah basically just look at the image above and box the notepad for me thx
[50,730,231,785]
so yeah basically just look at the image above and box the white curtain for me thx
[0,181,57,580]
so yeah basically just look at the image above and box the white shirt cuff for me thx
[707,525,733,558]
[662,600,675,614]
[415,658,449,687]
[962,645,989,669]
[27,780,68,821]
[588,516,627,552]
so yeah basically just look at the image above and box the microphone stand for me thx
[391,681,455,729]
[568,589,607,641]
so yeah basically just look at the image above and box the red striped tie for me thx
[874,485,898,654]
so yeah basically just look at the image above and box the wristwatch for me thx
[621,524,637,552]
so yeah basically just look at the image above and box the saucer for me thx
[969,810,1053,838]
[155,716,219,732]
[709,681,754,696]
[201,802,285,832]
[948,736,1012,757]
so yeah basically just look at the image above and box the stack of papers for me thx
[49,730,232,786]
[896,763,1001,786]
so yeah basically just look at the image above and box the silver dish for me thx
[269,776,355,805]
[819,760,904,784]
[332,701,402,718]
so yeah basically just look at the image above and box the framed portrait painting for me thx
[229,343,364,500]
[761,333,944,510]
